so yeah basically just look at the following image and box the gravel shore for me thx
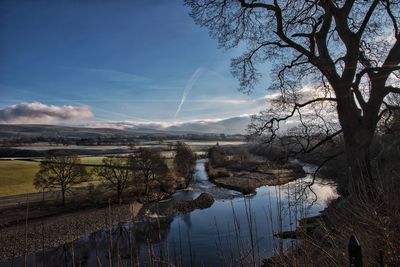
[0,201,142,261]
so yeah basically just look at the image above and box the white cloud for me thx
[86,115,252,134]
[0,102,94,124]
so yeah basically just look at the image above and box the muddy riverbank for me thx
[0,159,337,266]
[0,201,142,261]
[0,191,217,262]
[207,161,306,194]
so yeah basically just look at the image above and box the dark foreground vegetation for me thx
[250,118,399,266]
[185,0,400,265]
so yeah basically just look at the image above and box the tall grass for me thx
[6,171,337,267]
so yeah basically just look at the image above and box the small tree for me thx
[174,142,196,181]
[34,150,88,206]
[94,156,132,204]
[234,147,250,168]
[208,145,226,167]
[130,148,169,197]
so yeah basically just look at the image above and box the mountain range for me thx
[0,116,252,139]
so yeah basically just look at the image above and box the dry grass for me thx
[0,158,105,197]
[0,160,39,196]
[266,174,400,266]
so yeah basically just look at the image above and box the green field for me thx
[0,140,242,197]
[0,158,106,197]
[0,160,40,197]
[79,157,105,165]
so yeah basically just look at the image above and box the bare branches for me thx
[382,0,399,37]
[237,0,273,10]
[297,150,344,204]
[187,0,400,183]
[356,0,380,38]
[303,129,343,154]
[250,97,337,142]
[34,151,88,206]
[385,86,400,95]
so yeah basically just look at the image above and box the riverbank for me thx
[0,159,338,266]
[0,192,216,262]
[207,161,306,194]
[0,201,142,261]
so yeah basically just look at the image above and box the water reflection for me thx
[1,160,337,266]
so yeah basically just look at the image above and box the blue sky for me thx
[0,0,270,125]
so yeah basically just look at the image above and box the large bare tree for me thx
[186,0,400,193]
[34,151,88,206]
[94,156,133,204]
[129,148,169,197]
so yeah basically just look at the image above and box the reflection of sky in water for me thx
[1,160,338,267]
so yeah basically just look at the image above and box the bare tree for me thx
[130,148,169,197]
[186,0,400,194]
[34,150,88,206]
[94,156,132,204]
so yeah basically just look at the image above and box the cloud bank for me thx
[87,115,252,134]
[0,102,94,124]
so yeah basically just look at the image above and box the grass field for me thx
[79,157,105,165]
[0,158,106,197]
[0,160,40,197]
[0,140,243,197]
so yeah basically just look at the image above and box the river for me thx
[2,159,337,266]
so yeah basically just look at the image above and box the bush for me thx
[248,143,288,164]
[174,142,196,180]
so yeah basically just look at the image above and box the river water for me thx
[3,159,337,266]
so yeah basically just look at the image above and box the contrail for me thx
[174,67,203,118]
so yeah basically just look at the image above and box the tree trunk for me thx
[117,187,122,205]
[343,126,377,197]
[61,188,66,207]
[335,83,379,198]
[145,183,149,197]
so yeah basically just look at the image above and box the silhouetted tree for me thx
[94,156,133,204]
[130,148,169,197]
[174,142,196,181]
[186,0,400,194]
[34,150,88,206]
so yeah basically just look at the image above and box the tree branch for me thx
[382,0,399,37]
[255,97,337,138]
[356,0,380,38]
[385,86,400,95]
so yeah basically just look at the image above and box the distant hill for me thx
[0,124,142,139]
[0,116,251,139]
[162,116,251,134]
[0,117,250,139]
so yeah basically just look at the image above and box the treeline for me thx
[33,143,196,206]
[0,148,122,158]
[1,136,158,147]
[1,133,245,147]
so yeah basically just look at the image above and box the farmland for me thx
[0,140,244,197]
[0,160,39,196]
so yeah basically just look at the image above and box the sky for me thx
[0,0,271,126]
